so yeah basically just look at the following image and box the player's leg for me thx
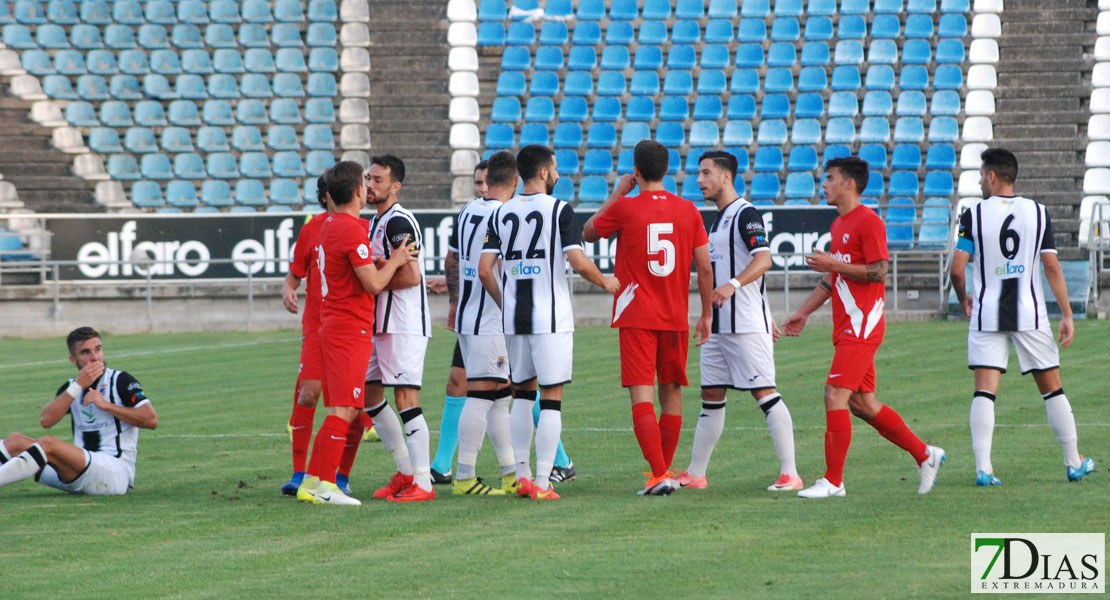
[386,335,434,502]
[678,334,728,488]
[850,383,944,494]
[0,433,91,487]
[335,411,372,494]
[507,334,538,493]
[620,328,670,494]
[658,382,683,471]
[797,383,853,498]
[430,339,467,483]
[529,332,571,500]
[363,341,415,497]
[454,334,512,494]
[284,378,322,496]
[753,388,802,491]
[656,331,689,474]
[532,392,574,480]
[968,330,1008,485]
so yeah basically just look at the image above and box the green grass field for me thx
[0,321,1105,599]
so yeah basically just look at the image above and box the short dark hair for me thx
[516,145,555,181]
[325,160,364,206]
[825,156,869,194]
[633,140,669,182]
[980,147,1018,184]
[67,326,100,355]
[474,160,488,173]
[698,150,738,181]
[370,154,405,184]
[485,151,517,187]
[315,167,331,208]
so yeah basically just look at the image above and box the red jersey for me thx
[317,212,375,330]
[828,204,888,346]
[290,212,329,334]
[592,191,709,331]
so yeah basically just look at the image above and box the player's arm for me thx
[83,391,158,429]
[807,250,887,283]
[1039,212,1073,346]
[42,359,105,428]
[693,243,714,346]
[582,174,634,243]
[566,248,620,293]
[950,207,976,317]
[281,273,302,314]
[478,251,502,308]
[445,250,460,331]
[355,234,419,295]
[381,217,422,290]
[782,272,834,336]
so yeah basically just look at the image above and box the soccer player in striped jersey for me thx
[950,147,1095,485]
[784,157,945,498]
[672,151,802,492]
[429,160,488,485]
[359,155,437,503]
[449,151,518,495]
[479,145,619,500]
[297,161,417,506]
[0,327,158,496]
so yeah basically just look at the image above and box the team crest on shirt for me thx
[842,233,850,244]
[497,356,506,369]
[357,244,369,259]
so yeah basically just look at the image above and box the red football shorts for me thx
[618,328,689,387]
[297,323,324,383]
[318,325,373,408]
[827,342,879,393]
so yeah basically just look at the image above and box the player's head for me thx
[697,150,739,202]
[823,156,869,204]
[979,147,1018,197]
[325,160,366,208]
[517,144,558,194]
[316,166,332,210]
[484,151,518,197]
[367,154,405,205]
[633,140,669,183]
[66,326,103,368]
[473,160,489,198]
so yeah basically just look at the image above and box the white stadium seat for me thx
[51,127,87,153]
[1085,141,1110,167]
[340,0,369,22]
[962,117,993,142]
[449,123,480,149]
[1101,0,1110,9]
[449,72,479,97]
[30,101,65,127]
[341,150,369,164]
[967,65,997,89]
[449,97,480,123]
[447,0,477,22]
[1083,168,1110,195]
[340,48,370,72]
[1090,88,1110,113]
[73,153,109,180]
[448,47,478,72]
[972,14,1002,38]
[1078,196,1110,247]
[1089,115,1110,140]
[958,170,982,196]
[340,73,370,96]
[448,22,477,47]
[973,0,1003,13]
[1096,38,1110,61]
[960,143,988,169]
[964,90,995,115]
[451,149,480,175]
[1098,12,1110,35]
[0,181,24,209]
[10,75,45,100]
[94,181,128,207]
[339,98,369,123]
[340,23,370,47]
[451,176,474,203]
[969,39,999,64]
[1093,63,1110,88]
[0,50,24,76]
[340,124,371,150]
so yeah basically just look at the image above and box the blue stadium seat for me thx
[205,25,237,49]
[929,117,959,142]
[304,98,334,123]
[146,0,176,25]
[723,121,753,146]
[733,0,760,18]
[491,97,520,122]
[765,68,794,93]
[909,0,937,12]
[750,174,780,200]
[698,70,727,94]
[941,0,969,12]
[477,22,505,46]
[551,178,574,202]
[166,100,200,127]
[860,118,890,143]
[206,74,239,99]
[804,17,833,43]
[838,15,866,39]
[936,40,965,64]
[138,24,170,50]
[894,117,925,143]
[931,90,962,116]
[640,0,670,18]
[597,71,626,96]
[182,49,213,75]
[203,100,235,126]
[89,128,123,154]
[563,71,592,95]
[66,102,98,127]
[107,154,140,180]
[675,0,704,18]
[477,0,507,20]
[589,123,617,148]
[771,17,800,42]
[659,96,689,121]
[807,0,837,14]
[690,121,720,146]
[201,180,232,207]
[242,0,274,23]
[886,198,916,250]
[112,1,143,25]
[921,196,951,224]
[693,96,723,120]
[822,145,851,165]
[582,150,613,175]
[71,24,104,49]
[825,118,856,144]
[209,0,241,23]
[671,20,700,44]
[667,45,696,69]
[244,25,278,48]
[195,127,229,152]
[757,120,787,145]
[528,71,559,94]
[232,126,264,151]
[270,179,301,205]
[77,75,109,101]
[140,154,173,180]
[681,174,703,201]
[273,73,304,98]
[761,94,790,119]
[130,181,164,209]
[900,66,929,91]
[621,123,650,148]
[736,44,764,68]
[737,19,766,43]
[20,50,52,75]
[626,96,655,121]
[600,46,629,70]
[656,122,685,147]
[37,24,68,49]
[925,145,956,170]
[938,14,968,37]
[149,50,181,75]
[863,90,893,115]
[578,177,608,203]
[485,123,514,149]
[237,100,272,125]
[777,0,804,15]
[863,171,885,197]
[575,0,604,19]
[905,14,933,38]
[700,19,730,43]
[246,49,277,73]
[635,46,664,70]
[867,40,897,65]
[553,123,582,148]
[525,97,554,122]
[797,67,828,92]
[785,173,815,198]
[871,15,900,39]
[789,146,819,171]
[683,148,706,173]
[60,50,93,75]
[164,181,199,208]
[540,21,569,45]
[308,48,338,72]
[727,95,756,120]
[554,149,578,175]
[279,152,312,177]
[828,92,858,117]
[606,21,633,45]
[699,45,729,71]
[859,144,888,170]
[265,125,298,151]
[902,40,931,65]
[572,21,600,45]
[889,171,920,197]
[630,71,660,95]
[866,66,895,91]
[835,41,864,66]
[100,101,132,127]
[77,0,109,24]
[307,23,336,47]
[793,93,822,118]
[176,0,208,24]
[792,119,822,145]
[934,65,963,90]
[667,149,681,175]
[240,153,272,179]
[501,47,529,71]
[897,91,927,116]
[616,149,635,174]
[162,128,193,153]
[754,147,784,172]
[767,43,796,68]
[506,22,535,45]
[891,145,922,170]
[559,96,588,122]
[234,180,266,206]
[567,47,596,70]
[497,72,526,96]
[173,153,205,179]
[610,0,637,19]
[874,0,903,12]
[125,127,157,154]
[801,42,830,66]
[664,71,693,95]
[102,24,135,50]
[44,75,78,100]
[45,0,77,24]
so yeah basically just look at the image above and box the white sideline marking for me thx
[0,338,296,371]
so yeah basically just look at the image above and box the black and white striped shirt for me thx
[55,368,148,475]
[369,203,431,337]
[450,197,505,335]
[708,198,772,335]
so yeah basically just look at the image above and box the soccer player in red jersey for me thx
[783,157,945,498]
[583,140,715,496]
[295,160,418,506]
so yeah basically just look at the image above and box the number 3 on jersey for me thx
[647,222,675,277]
[316,245,328,297]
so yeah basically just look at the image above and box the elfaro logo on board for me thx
[971,533,1103,594]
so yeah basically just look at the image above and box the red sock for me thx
[866,404,929,464]
[658,413,682,471]
[290,402,316,473]
[337,416,366,477]
[632,402,666,477]
[824,409,852,487]
[309,415,350,484]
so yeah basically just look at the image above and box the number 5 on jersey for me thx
[648,222,675,277]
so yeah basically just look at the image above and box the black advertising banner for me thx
[44,206,838,280]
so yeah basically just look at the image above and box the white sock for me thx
[400,408,432,491]
[1043,390,1081,468]
[0,440,11,463]
[367,401,412,475]
[760,394,798,477]
[0,443,46,487]
[510,393,535,481]
[533,401,562,490]
[687,400,725,479]
[456,395,494,481]
[486,391,515,475]
[970,391,996,474]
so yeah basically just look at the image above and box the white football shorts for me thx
[968,328,1060,374]
[459,334,510,382]
[700,331,777,390]
[38,450,133,496]
[506,332,573,387]
[365,333,428,388]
